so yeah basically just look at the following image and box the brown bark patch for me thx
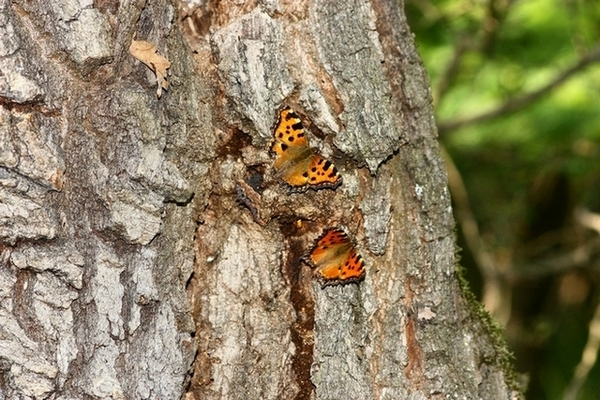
[280,221,316,400]
[404,277,424,383]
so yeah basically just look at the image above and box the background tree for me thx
[0,0,520,399]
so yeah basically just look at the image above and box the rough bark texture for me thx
[0,0,518,399]
[0,0,206,398]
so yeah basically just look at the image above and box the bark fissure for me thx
[282,231,316,400]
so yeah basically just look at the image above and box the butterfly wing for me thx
[306,155,341,187]
[317,247,365,283]
[278,149,314,187]
[306,228,366,286]
[272,106,341,189]
[272,106,308,165]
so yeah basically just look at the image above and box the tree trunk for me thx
[0,0,520,399]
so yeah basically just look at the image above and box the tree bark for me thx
[0,0,520,399]
[1,0,201,398]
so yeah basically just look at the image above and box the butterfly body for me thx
[272,106,342,190]
[304,228,366,286]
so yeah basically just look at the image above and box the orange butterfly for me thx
[303,228,366,286]
[272,106,342,191]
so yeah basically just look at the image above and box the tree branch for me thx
[438,46,600,135]
[506,209,600,280]
[433,0,517,104]
[433,36,471,105]
[561,211,600,400]
[562,299,600,400]
[507,238,600,280]
[575,208,600,235]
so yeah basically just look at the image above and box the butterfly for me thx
[272,106,342,191]
[303,228,366,286]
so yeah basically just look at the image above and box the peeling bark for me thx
[0,0,518,399]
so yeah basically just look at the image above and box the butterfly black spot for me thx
[278,132,284,138]
[281,143,288,151]
[297,132,305,138]
[285,111,298,120]
[302,172,309,178]
[292,122,303,131]
[289,136,294,142]
[328,172,337,178]
[311,167,317,172]
[317,159,323,165]
[310,177,316,182]
[323,160,332,170]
